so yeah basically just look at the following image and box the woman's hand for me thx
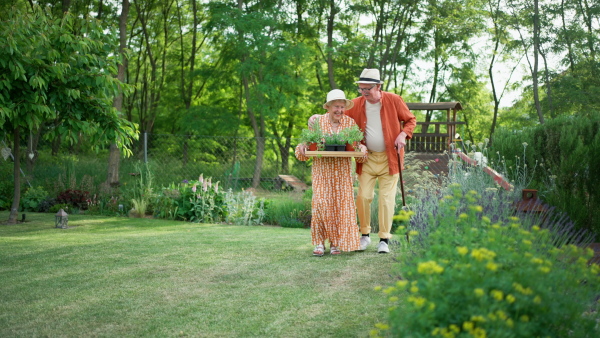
[298,144,308,156]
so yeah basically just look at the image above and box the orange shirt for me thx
[345,91,417,174]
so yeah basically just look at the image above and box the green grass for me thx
[0,212,395,337]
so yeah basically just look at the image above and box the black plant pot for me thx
[324,144,346,151]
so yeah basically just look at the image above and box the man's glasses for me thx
[357,84,377,93]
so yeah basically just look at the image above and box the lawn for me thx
[0,212,396,337]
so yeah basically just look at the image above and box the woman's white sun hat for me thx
[355,68,384,84]
[323,89,354,110]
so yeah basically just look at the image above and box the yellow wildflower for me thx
[409,230,419,236]
[459,213,468,219]
[471,248,497,261]
[396,280,408,288]
[506,294,516,304]
[532,225,540,231]
[531,257,544,264]
[389,296,399,302]
[506,318,514,328]
[482,216,491,223]
[418,261,445,274]
[383,287,395,294]
[534,296,542,304]
[520,315,530,322]
[539,266,551,273]
[474,288,485,297]
[457,246,469,256]
[486,262,499,271]
[463,321,474,331]
[469,205,483,213]
[495,310,507,320]
[407,296,426,308]
[410,286,419,293]
[374,323,389,330]
[491,289,504,301]
[470,315,486,322]
[374,286,382,291]
[472,327,487,338]
[522,239,532,246]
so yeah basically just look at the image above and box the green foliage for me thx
[153,174,226,223]
[263,196,310,228]
[0,6,137,152]
[20,186,49,212]
[298,117,324,149]
[0,159,12,210]
[223,189,265,226]
[128,162,154,218]
[491,113,600,237]
[376,185,600,337]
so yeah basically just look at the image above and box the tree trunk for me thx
[8,127,20,225]
[107,0,129,188]
[62,0,70,13]
[326,0,337,89]
[532,0,544,124]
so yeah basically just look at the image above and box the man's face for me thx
[357,83,381,103]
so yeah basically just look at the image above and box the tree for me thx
[107,0,130,188]
[0,6,137,224]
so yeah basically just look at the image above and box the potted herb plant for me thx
[339,124,364,151]
[298,117,324,151]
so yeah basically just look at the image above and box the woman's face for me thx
[327,100,347,122]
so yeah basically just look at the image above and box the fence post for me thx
[144,132,148,163]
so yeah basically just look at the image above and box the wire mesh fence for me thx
[1,132,452,201]
[136,133,313,191]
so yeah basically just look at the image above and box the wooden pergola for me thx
[405,102,464,153]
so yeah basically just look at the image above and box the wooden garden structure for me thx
[405,102,464,153]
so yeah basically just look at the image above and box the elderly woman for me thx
[296,89,367,256]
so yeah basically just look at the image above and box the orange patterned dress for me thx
[295,115,364,252]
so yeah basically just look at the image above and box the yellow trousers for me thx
[357,151,399,239]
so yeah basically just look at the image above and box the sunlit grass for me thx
[0,212,394,337]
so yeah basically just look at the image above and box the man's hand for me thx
[394,132,407,154]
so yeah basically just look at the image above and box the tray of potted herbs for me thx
[299,120,365,157]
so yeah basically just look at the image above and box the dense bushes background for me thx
[491,112,600,238]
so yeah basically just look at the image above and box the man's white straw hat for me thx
[355,68,384,84]
[323,89,354,110]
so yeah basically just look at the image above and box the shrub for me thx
[37,197,57,213]
[223,189,265,226]
[20,186,49,212]
[56,189,90,210]
[374,185,600,338]
[49,203,70,213]
[263,196,310,228]
[491,113,600,238]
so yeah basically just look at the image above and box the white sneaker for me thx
[377,241,390,254]
[359,236,371,251]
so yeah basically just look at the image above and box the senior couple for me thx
[295,69,417,256]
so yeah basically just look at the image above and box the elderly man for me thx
[310,69,417,253]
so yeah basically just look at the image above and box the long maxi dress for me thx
[295,115,364,252]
